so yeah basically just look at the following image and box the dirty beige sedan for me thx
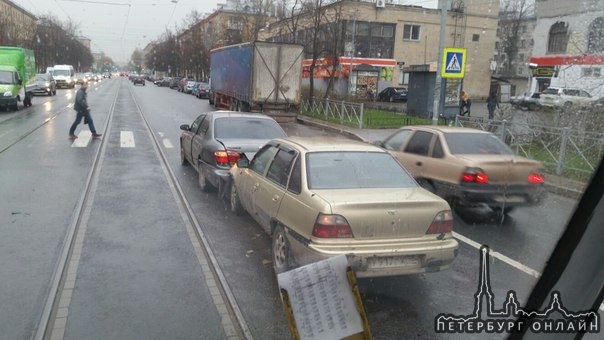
[228,136,458,277]
[377,126,547,215]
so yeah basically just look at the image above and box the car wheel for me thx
[272,225,291,274]
[180,144,188,166]
[230,183,243,215]
[198,164,211,192]
[527,103,536,111]
[492,206,515,215]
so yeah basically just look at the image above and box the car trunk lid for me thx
[312,188,449,239]
[457,155,543,185]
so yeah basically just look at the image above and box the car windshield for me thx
[35,75,48,81]
[52,69,70,76]
[214,117,286,139]
[445,132,514,155]
[307,151,416,189]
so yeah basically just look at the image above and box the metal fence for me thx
[454,116,603,182]
[300,97,365,128]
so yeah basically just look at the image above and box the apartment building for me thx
[528,0,604,97]
[0,0,37,48]
[259,0,499,100]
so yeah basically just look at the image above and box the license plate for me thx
[367,256,420,269]
[494,195,525,203]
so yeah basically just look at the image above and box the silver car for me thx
[180,111,287,196]
[29,73,56,96]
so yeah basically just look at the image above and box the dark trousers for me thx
[69,110,97,135]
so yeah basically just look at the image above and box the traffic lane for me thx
[0,81,116,338]
[452,194,576,274]
[64,82,227,339]
[0,80,110,151]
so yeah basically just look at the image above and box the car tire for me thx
[230,183,243,215]
[198,163,211,192]
[180,144,188,166]
[528,103,536,111]
[272,225,292,274]
[563,102,572,110]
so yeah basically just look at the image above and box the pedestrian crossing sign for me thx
[441,48,466,78]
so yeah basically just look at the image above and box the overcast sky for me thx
[12,0,222,64]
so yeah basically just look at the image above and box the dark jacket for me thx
[74,88,88,112]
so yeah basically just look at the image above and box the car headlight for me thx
[45,82,50,87]
[3,91,12,96]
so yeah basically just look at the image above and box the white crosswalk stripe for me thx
[120,131,135,147]
[71,131,91,147]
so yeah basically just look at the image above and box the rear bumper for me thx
[452,183,547,207]
[288,233,459,278]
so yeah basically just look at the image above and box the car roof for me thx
[206,111,278,120]
[272,136,387,153]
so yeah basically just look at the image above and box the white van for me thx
[52,65,76,88]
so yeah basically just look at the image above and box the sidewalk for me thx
[296,115,587,200]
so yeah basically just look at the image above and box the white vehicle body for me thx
[51,64,76,88]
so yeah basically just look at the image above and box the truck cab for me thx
[0,47,35,111]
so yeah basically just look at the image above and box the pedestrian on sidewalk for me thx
[459,90,471,116]
[69,81,102,139]
[487,91,499,120]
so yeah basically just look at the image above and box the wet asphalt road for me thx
[0,78,581,339]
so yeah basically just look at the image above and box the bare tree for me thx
[497,0,535,77]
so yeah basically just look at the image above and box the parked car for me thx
[228,136,458,276]
[511,92,541,111]
[178,78,194,92]
[179,111,288,195]
[29,73,56,96]
[194,82,211,99]
[132,75,145,86]
[169,77,181,89]
[159,77,171,87]
[376,126,547,215]
[539,87,595,109]
[377,87,408,102]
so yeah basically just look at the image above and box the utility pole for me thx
[432,0,450,125]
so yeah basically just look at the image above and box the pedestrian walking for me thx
[69,81,102,139]
[459,90,471,116]
[487,91,499,120]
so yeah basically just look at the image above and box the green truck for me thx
[0,47,36,111]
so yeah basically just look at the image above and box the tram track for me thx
[34,79,251,339]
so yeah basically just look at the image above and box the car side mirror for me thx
[236,159,250,168]
[179,124,190,131]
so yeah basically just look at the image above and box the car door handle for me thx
[416,161,423,166]
[272,195,280,202]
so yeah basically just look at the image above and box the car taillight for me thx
[426,210,454,234]
[461,168,488,184]
[213,150,241,166]
[528,173,544,184]
[312,214,353,238]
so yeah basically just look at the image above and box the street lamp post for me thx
[348,9,358,96]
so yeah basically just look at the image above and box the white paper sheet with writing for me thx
[277,255,363,340]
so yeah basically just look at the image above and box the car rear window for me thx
[214,117,286,139]
[444,132,513,155]
[306,151,416,189]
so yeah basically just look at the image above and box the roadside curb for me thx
[296,115,584,200]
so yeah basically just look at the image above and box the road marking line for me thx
[162,138,173,148]
[120,131,135,148]
[453,231,604,312]
[71,131,91,147]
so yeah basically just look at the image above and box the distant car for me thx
[170,77,181,89]
[132,75,145,86]
[539,87,595,109]
[179,111,288,195]
[178,78,194,93]
[376,126,547,215]
[228,136,458,276]
[75,73,86,85]
[159,77,171,87]
[29,73,56,96]
[378,87,408,102]
[194,82,211,99]
[511,92,541,111]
